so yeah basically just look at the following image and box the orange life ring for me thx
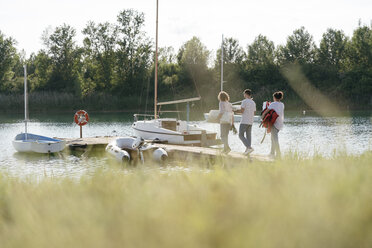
[74,110,89,126]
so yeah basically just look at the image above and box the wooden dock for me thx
[59,136,273,163]
[61,136,115,147]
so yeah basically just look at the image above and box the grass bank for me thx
[1,154,372,247]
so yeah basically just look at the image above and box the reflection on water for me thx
[0,112,371,178]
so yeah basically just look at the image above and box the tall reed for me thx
[1,153,371,248]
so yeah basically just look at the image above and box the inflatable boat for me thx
[106,137,168,164]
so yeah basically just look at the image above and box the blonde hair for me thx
[218,91,230,102]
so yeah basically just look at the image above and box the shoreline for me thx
[1,109,371,116]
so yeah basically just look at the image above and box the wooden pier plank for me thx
[151,143,273,162]
[60,136,116,146]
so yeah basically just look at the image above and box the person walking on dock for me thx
[261,91,285,159]
[217,91,233,153]
[239,89,256,155]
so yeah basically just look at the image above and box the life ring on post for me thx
[74,110,89,126]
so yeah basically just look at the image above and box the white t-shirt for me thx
[219,101,233,114]
[219,101,233,124]
[268,101,285,130]
[240,98,256,125]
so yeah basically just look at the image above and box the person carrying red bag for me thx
[261,91,285,159]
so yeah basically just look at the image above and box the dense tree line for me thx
[0,9,371,112]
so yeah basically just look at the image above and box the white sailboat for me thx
[133,97,219,146]
[132,0,219,146]
[12,65,66,153]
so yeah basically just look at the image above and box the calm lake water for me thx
[0,111,371,177]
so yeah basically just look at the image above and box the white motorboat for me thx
[132,2,219,147]
[12,65,65,153]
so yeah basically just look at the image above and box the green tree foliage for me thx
[1,12,372,111]
[147,46,180,104]
[157,46,179,92]
[30,51,52,91]
[346,24,372,70]
[115,9,152,95]
[159,46,177,64]
[177,37,211,99]
[342,24,372,104]
[277,27,316,65]
[310,29,348,93]
[216,37,245,65]
[242,35,283,101]
[275,27,319,106]
[247,35,275,66]
[214,37,246,99]
[318,28,348,69]
[178,37,209,68]
[42,24,82,93]
[0,31,19,91]
[82,21,118,94]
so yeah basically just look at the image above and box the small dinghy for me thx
[13,133,66,153]
[12,65,65,154]
[106,137,168,163]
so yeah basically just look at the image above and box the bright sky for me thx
[1,0,371,57]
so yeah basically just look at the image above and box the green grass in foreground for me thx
[1,154,372,248]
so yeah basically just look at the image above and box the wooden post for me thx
[186,101,190,133]
[201,130,207,147]
[80,126,82,138]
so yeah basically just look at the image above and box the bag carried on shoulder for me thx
[220,112,232,124]
[259,101,279,133]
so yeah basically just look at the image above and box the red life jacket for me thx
[260,107,279,133]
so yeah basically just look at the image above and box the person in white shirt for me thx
[217,91,233,153]
[261,91,285,159]
[239,89,256,155]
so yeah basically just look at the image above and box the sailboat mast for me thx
[24,65,28,138]
[154,0,159,119]
[220,34,224,91]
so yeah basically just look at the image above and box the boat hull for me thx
[133,127,188,145]
[132,119,219,146]
[12,133,66,153]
